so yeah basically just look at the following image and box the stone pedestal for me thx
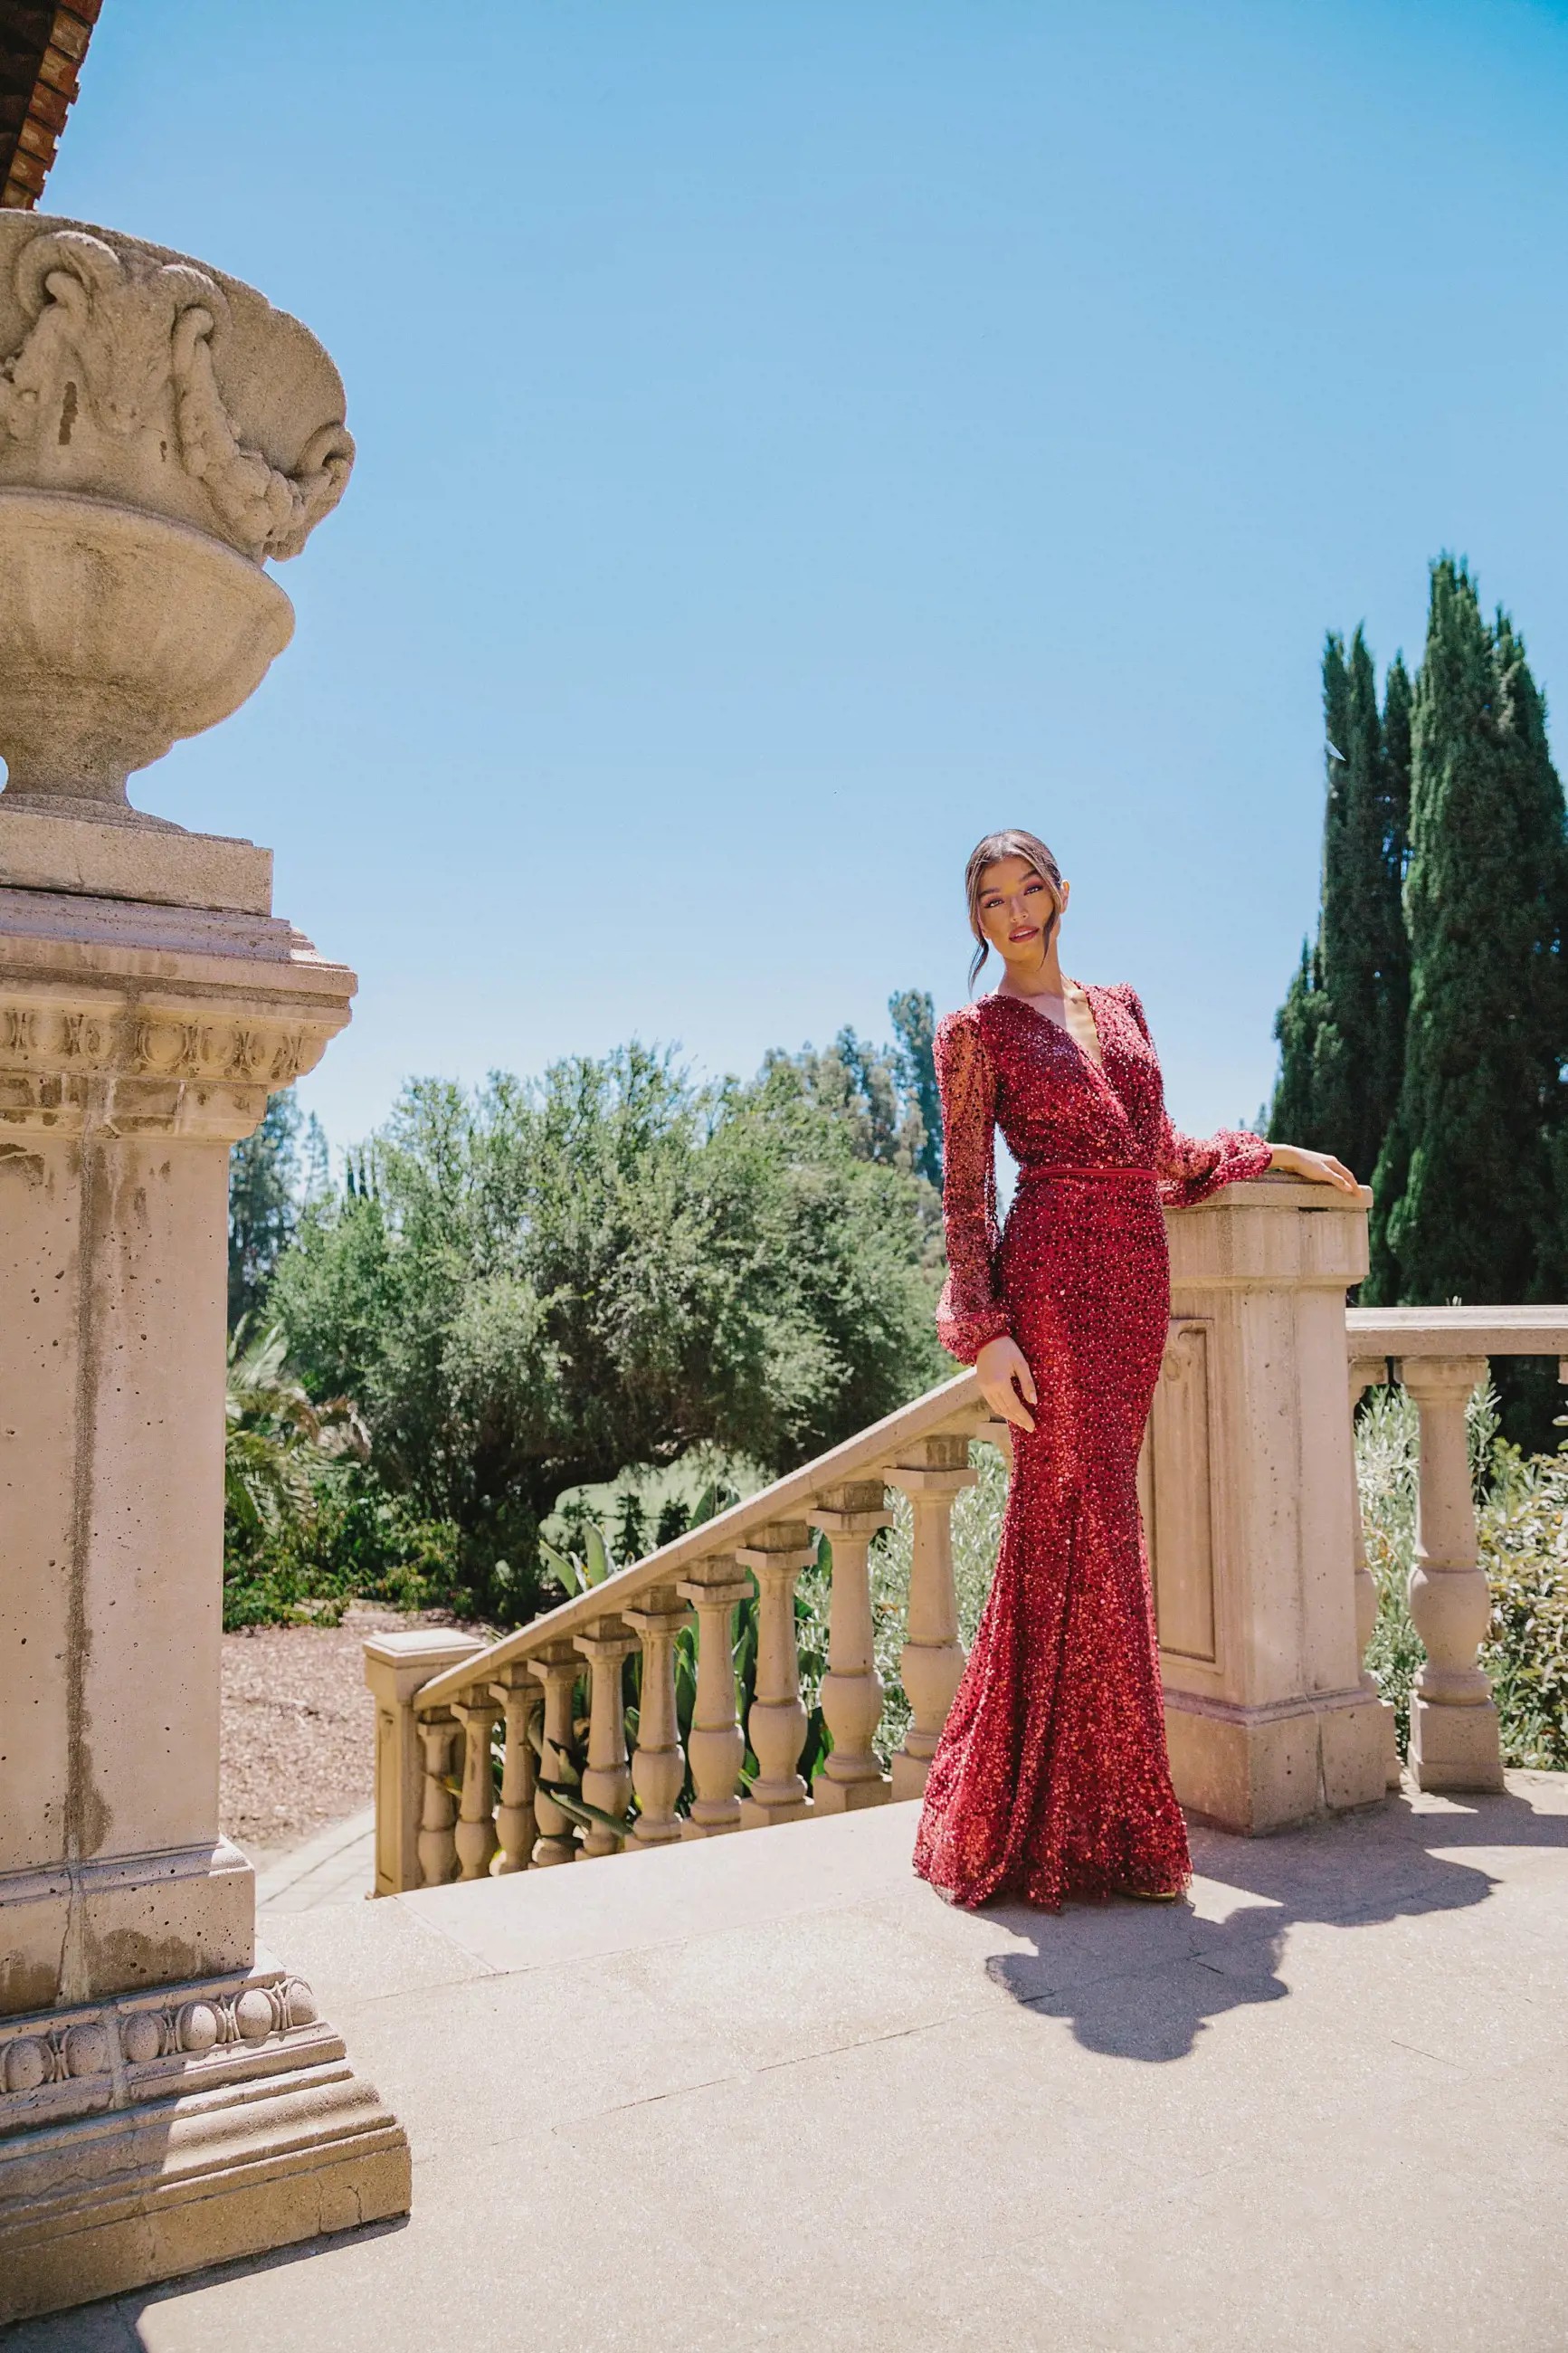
[1143,1176,1388,1834]
[0,887,411,2321]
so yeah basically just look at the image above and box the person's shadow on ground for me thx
[977,1784,1567,2062]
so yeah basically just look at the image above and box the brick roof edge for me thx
[0,1,102,212]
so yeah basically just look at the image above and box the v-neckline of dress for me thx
[994,978,1108,1078]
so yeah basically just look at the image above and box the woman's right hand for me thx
[975,1334,1038,1434]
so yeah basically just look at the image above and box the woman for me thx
[912,829,1356,1910]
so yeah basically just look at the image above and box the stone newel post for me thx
[0,214,408,2324]
[1143,1176,1388,1834]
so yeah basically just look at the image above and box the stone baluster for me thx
[1400,1354,1504,1793]
[415,1714,461,1888]
[886,1437,978,1800]
[625,1587,692,1847]
[809,1482,894,1813]
[979,1415,1016,1472]
[1349,1358,1402,1792]
[528,1641,584,1866]
[451,1691,502,1881]
[489,1666,539,1875]
[574,1618,638,1857]
[737,1521,818,1827]
[676,1557,754,1834]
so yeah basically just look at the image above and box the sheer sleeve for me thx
[934,1012,1012,1364]
[1120,986,1274,1209]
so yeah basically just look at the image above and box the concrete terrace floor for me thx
[10,1777,1568,2353]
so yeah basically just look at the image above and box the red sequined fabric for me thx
[912,982,1273,1909]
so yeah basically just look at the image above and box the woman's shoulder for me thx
[1095,980,1148,1027]
[936,999,988,1043]
[934,998,1000,1074]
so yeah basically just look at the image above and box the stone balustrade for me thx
[366,1204,1568,1889]
[365,1368,1004,1891]
[1345,1304,1568,1796]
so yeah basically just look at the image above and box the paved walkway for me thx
[9,1775,1568,2351]
[253,1807,375,1916]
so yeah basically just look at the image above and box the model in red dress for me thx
[911,831,1354,1910]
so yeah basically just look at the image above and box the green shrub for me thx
[1478,1443,1568,1770]
[223,1456,460,1629]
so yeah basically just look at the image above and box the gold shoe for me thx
[1121,1885,1183,1902]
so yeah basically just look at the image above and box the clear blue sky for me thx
[46,0,1568,1154]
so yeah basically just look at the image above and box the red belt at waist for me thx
[1017,1164,1157,1183]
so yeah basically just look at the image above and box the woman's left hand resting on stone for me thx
[1266,1142,1360,1194]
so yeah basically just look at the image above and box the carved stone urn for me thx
[0,214,352,818]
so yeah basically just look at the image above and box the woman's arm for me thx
[933,1015,1012,1363]
[934,1015,1039,1430]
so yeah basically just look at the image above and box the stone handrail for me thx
[365,1366,1005,1894]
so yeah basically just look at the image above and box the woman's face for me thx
[976,855,1068,965]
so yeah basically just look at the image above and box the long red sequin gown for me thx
[911,982,1273,1909]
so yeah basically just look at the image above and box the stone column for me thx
[1400,1354,1504,1794]
[574,1619,638,1856]
[0,212,408,2323]
[886,1439,977,1802]
[1149,1176,1389,1834]
[676,1558,753,1834]
[736,1525,816,1828]
[809,1482,894,1813]
[1348,1359,1403,1793]
[625,1589,692,1846]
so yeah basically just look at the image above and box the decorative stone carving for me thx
[0,224,353,559]
[0,214,352,819]
[0,926,354,1143]
[0,1965,407,2323]
[1143,1317,1218,1664]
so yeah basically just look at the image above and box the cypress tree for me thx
[1364,653,1413,1299]
[227,1092,301,1333]
[1269,628,1407,1186]
[1373,562,1568,1428]
[1267,939,1326,1146]
[1313,627,1396,1178]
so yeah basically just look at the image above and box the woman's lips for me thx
[1009,926,1038,942]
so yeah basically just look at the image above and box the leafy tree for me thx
[228,1093,302,1333]
[271,1043,944,1615]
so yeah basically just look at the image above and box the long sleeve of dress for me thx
[934,1012,1012,1364]
[1121,986,1274,1209]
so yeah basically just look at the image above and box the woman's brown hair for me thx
[965,829,1064,988]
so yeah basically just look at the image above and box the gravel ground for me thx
[220,1604,490,1862]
